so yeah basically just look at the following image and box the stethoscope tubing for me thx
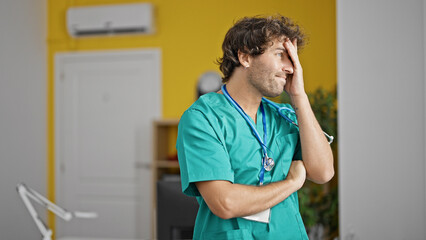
[221,85,334,145]
[262,96,334,144]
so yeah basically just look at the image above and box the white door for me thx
[55,50,161,240]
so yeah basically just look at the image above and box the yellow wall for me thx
[47,0,336,232]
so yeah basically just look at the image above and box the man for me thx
[176,15,334,240]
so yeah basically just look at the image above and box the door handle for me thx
[134,162,151,169]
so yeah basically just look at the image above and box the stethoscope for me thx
[221,84,334,185]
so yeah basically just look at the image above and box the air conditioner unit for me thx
[66,3,154,37]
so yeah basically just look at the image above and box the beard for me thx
[247,67,286,98]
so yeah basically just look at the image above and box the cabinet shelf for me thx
[156,160,180,168]
[152,118,180,238]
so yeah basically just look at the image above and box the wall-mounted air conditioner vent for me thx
[66,3,154,37]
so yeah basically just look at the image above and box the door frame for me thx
[53,49,161,238]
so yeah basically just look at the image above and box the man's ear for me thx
[238,50,251,68]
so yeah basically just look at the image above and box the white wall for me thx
[0,0,47,239]
[338,0,426,239]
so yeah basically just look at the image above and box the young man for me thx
[176,15,334,239]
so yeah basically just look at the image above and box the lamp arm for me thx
[17,183,53,240]
[17,183,98,240]
[17,183,73,221]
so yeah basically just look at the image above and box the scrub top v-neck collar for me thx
[216,92,265,136]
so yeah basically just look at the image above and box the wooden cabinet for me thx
[151,118,180,238]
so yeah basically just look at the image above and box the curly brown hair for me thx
[217,15,306,83]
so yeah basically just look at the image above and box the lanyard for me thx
[221,85,273,185]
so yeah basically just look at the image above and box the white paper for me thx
[242,208,270,223]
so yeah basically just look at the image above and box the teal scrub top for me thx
[176,92,308,240]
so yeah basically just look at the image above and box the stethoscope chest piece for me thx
[264,156,275,171]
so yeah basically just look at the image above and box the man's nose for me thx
[282,58,294,74]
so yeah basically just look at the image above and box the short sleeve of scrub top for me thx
[177,108,233,197]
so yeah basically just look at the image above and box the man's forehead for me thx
[265,37,286,49]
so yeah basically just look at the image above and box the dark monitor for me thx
[157,177,199,240]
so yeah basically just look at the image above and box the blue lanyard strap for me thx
[221,85,269,185]
[221,85,268,154]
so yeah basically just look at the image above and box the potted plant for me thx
[280,86,338,240]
